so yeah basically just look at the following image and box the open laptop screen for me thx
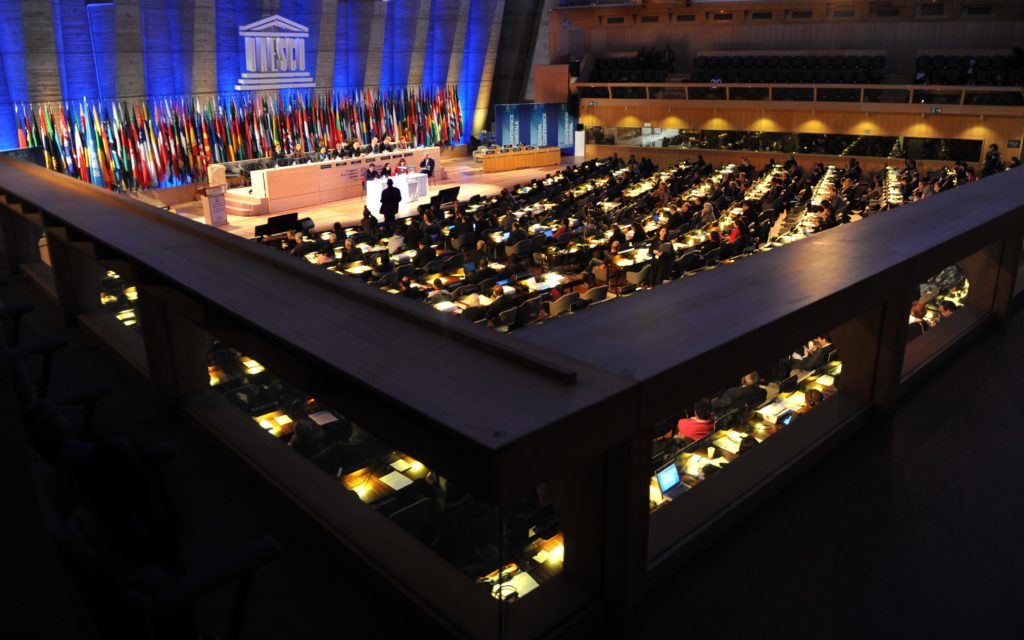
[656,463,681,494]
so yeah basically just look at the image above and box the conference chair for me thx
[505,239,532,261]
[580,285,609,304]
[516,296,544,327]
[451,232,475,251]
[625,264,652,289]
[491,307,518,331]
[546,292,579,318]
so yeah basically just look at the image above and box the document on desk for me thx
[389,458,412,472]
[379,470,414,491]
[503,572,540,598]
[308,410,338,426]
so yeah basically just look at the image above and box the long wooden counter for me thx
[223,146,438,216]
[482,146,561,173]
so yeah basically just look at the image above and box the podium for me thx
[201,185,228,227]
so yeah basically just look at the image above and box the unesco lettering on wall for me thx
[234,15,316,91]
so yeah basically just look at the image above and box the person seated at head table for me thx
[365,163,379,181]
[380,162,391,177]
[798,389,825,414]
[369,136,382,154]
[382,135,396,152]
[396,137,409,150]
[317,145,330,161]
[331,141,346,159]
[425,278,452,303]
[506,221,527,246]
[485,285,516,320]
[394,158,409,174]
[341,237,364,263]
[674,398,715,441]
[712,371,768,414]
[413,239,436,269]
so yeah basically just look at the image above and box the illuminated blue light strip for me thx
[422,0,459,89]
[458,0,496,144]
[0,0,28,148]
[87,2,115,101]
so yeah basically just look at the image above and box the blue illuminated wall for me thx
[459,0,499,144]
[380,0,420,89]
[0,0,28,149]
[7,0,507,148]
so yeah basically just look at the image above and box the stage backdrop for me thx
[494,103,576,154]
[0,0,507,150]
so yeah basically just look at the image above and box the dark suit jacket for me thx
[506,229,527,246]
[380,186,402,217]
[420,157,435,176]
[713,384,767,413]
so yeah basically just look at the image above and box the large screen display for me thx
[495,103,576,153]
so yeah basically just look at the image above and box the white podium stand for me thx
[201,185,228,227]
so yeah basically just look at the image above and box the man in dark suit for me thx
[420,154,436,183]
[712,372,767,414]
[506,221,527,246]
[486,285,516,322]
[365,163,379,182]
[379,178,402,236]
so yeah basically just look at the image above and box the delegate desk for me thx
[482,147,561,173]
[223,146,437,216]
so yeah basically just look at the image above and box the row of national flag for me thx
[15,85,464,192]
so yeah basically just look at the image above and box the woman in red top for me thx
[676,398,715,440]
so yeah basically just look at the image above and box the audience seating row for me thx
[692,55,886,84]
[915,54,1024,86]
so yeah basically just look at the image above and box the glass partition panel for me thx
[205,340,565,606]
[772,87,814,102]
[687,86,727,100]
[578,86,610,99]
[610,86,647,99]
[729,87,770,101]
[585,127,984,162]
[649,338,842,509]
[906,263,969,344]
[963,91,1024,106]
[863,89,911,104]
[647,332,857,560]
[648,86,687,100]
[816,88,862,103]
[913,89,963,105]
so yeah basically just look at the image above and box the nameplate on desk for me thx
[319,165,331,170]
[379,470,413,491]
[334,162,345,167]
[351,159,362,165]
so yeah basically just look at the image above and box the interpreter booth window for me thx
[205,341,566,607]
[648,335,851,560]
[1,204,55,295]
[903,262,980,379]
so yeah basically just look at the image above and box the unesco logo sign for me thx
[234,15,316,91]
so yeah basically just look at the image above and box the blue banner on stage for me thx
[495,103,575,154]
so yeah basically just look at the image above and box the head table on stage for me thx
[366,172,429,211]
[216,146,439,217]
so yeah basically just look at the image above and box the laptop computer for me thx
[655,462,689,500]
